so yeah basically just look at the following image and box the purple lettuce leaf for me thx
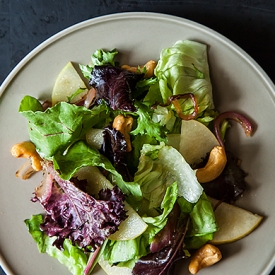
[101,125,127,166]
[132,205,190,275]
[101,125,133,182]
[33,163,127,251]
[89,65,144,112]
[200,151,247,202]
[150,203,181,254]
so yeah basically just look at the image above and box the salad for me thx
[11,40,261,275]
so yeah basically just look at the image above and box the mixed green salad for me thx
[12,40,256,275]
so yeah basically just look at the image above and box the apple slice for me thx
[208,197,263,245]
[52,61,89,105]
[98,257,132,275]
[108,203,148,241]
[75,166,148,241]
[86,128,104,150]
[179,120,220,165]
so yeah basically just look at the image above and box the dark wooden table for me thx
[1,1,275,274]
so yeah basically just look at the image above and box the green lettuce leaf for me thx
[19,96,109,158]
[177,193,218,249]
[19,95,43,112]
[131,101,166,142]
[105,237,147,266]
[133,77,158,100]
[188,192,217,236]
[134,142,203,205]
[25,214,88,275]
[151,105,176,132]
[79,48,118,79]
[53,140,142,200]
[128,133,159,175]
[152,40,214,116]
[142,182,178,242]
[103,183,178,266]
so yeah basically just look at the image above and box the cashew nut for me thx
[196,146,227,183]
[11,141,43,171]
[188,244,222,274]
[112,115,133,152]
[121,60,157,78]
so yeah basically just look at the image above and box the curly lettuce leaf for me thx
[79,48,118,79]
[134,77,158,100]
[35,164,127,251]
[152,105,176,132]
[131,101,166,142]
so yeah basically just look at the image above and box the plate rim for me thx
[1,11,275,96]
[1,11,275,275]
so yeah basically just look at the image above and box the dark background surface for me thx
[0,0,275,274]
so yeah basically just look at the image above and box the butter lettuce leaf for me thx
[152,40,214,116]
[134,143,203,204]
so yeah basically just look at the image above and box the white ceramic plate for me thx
[0,12,275,275]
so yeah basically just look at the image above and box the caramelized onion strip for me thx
[151,93,198,120]
[169,93,198,120]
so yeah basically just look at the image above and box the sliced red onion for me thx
[84,246,101,275]
[42,100,52,111]
[15,161,36,180]
[84,88,97,109]
[214,111,254,147]
[33,166,53,203]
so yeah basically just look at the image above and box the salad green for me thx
[13,39,251,275]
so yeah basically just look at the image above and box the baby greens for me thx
[21,40,220,275]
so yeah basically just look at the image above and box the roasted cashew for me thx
[121,60,157,78]
[196,146,227,183]
[11,141,43,171]
[112,115,133,152]
[188,244,222,274]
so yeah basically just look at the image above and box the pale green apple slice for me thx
[98,257,132,275]
[178,120,220,165]
[52,61,89,105]
[108,203,148,241]
[75,166,148,241]
[208,197,263,245]
[86,128,104,150]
